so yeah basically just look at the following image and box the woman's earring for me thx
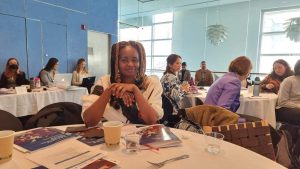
[116,70,121,83]
[135,72,142,85]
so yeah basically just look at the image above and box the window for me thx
[259,8,300,73]
[119,12,173,77]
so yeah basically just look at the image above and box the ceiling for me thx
[120,0,252,18]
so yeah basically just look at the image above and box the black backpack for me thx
[25,102,84,129]
[276,124,300,169]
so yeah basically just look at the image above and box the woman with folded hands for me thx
[260,59,293,94]
[82,41,163,126]
[0,57,29,88]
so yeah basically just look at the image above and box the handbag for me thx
[174,116,204,134]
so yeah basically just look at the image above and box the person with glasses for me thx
[260,59,293,94]
[0,57,29,88]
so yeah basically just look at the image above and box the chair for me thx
[237,113,261,122]
[0,110,23,131]
[25,102,84,129]
[159,94,181,127]
[211,120,276,160]
[238,114,281,148]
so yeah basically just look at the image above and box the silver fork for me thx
[147,154,189,168]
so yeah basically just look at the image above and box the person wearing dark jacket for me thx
[0,58,29,88]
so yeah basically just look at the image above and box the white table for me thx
[1,125,285,169]
[187,89,278,127]
[0,87,88,117]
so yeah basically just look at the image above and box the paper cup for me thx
[103,121,123,147]
[0,130,15,164]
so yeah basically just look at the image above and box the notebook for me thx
[138,124,182,149]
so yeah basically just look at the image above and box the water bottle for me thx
[253,77,260,96]
[34,77,41,88]
[29,77,35,89]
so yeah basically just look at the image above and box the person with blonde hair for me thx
[82,41,163,126]
[204,56,252,112]
[72,58,89,86]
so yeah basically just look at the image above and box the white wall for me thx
[172,0,300,72]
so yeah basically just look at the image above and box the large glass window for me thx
[259,8,300,73]
[119,12,173,77]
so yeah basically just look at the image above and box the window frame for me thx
[258,6,300,73]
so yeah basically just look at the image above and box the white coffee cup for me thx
[0,130,15,164]
[103,121,123,147]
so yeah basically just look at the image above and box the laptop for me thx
[54,73,72,86]
[81,76,96,93]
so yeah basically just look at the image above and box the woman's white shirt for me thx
[81,75,163,123]
[72,70,89,86]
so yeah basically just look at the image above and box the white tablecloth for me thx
[187,90,278,127]
[0,87,88,117]
[0,125,285,169]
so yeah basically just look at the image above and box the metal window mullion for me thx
[153,21,173,25]
[150,20,154,74]
[260,53,300,56]
[262,31,286,35]
[152,38,172,41]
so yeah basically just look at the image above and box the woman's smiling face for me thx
[119,46,140,78]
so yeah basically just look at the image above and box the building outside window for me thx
[120,12,173,78]
[259,8,300,73]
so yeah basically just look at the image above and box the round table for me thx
[0,125,285,169]
[187,89,278,127]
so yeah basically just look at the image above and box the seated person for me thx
[195,61,213,86]
[82,41,163,127]
[204,56,252,112]
[39,57,59,86]
[161,54,189,114]
[0,58,29,88]
[177,62,191,83]
[260,59,293,94]
[72,58,89,86]
[276,59,300,126]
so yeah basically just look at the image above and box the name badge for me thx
[15,86,28,94]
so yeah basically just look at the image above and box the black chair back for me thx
[25,102,83,129]
[0,110,23,131]
[159,94,181,127]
